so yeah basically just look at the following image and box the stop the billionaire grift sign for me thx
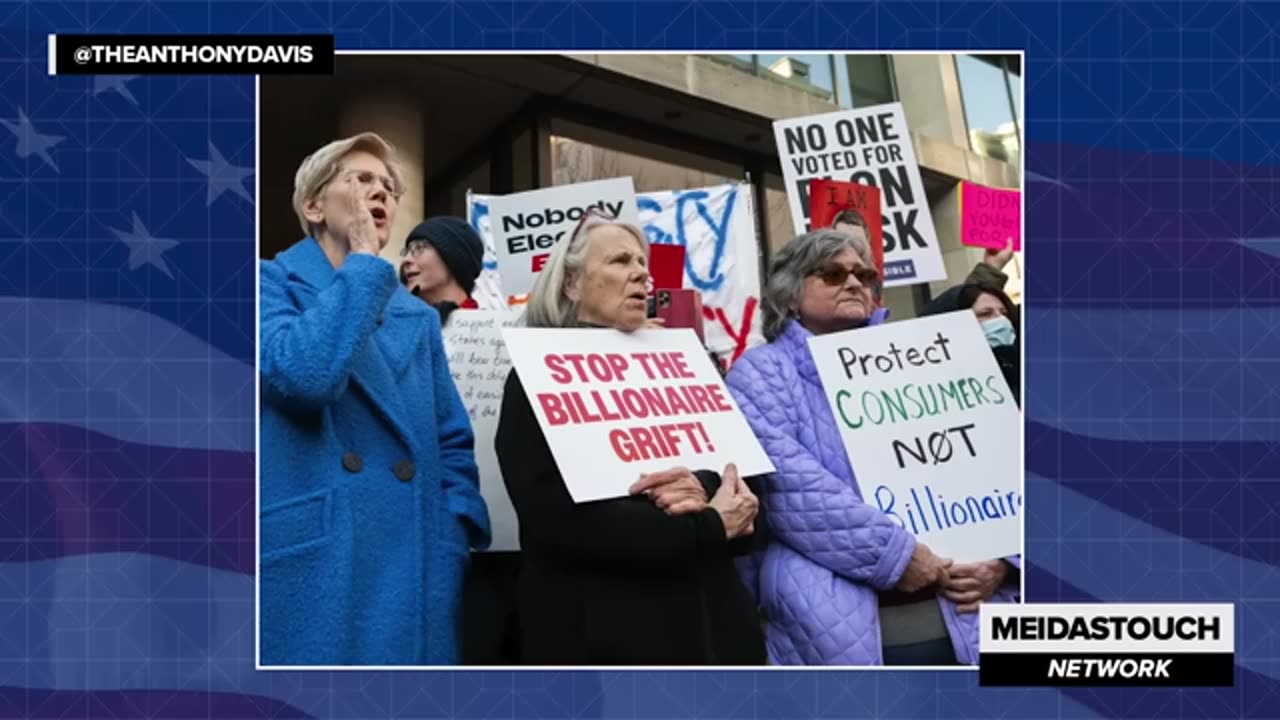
[501,327,774,503]
[488,177,639,297]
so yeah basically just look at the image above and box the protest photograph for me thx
[256,52,1025,668]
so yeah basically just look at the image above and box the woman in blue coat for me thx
[259,132,490,665]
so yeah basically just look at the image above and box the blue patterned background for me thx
[0,1,1277,718]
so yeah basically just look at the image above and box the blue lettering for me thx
[638,189,738,292]
[676,190,734,291]
[875,486,906,531]
[471,201,498,270]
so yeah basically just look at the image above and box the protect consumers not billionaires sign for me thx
[774,103,945,286]
[488,178,639,297]
[501,327,774,503]
[980,604,1235,686]
[807,310,1021,563]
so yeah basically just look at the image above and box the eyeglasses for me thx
[400,239,433,258]
[337,167,403,201]
[811,263,879,288]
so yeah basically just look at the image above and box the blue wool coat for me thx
[259,237,491,666]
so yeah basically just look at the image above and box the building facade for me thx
[261,53,1024,316]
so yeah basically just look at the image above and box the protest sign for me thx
[807,311,1021,562]
[960,182,1021,252]
[501,327,775,503]
[441,309,522,551]
[470,183,764,365]
[648,243,685,293]
[487,178,638,297]
[809,178,884,277]
[774,103,945,286]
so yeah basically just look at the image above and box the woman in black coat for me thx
[921,280,1021,407]
[494,212,765,665]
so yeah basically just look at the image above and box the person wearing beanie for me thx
[400,216,484,323]
[401,215,521,664]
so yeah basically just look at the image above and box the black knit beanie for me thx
[404,216,485,295]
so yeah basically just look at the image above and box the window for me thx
[708,54,896,109]
[955,54,1021,165]
[756,54,837,102]
[842,55,897,107]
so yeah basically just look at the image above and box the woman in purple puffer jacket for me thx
[725,228,1020,666]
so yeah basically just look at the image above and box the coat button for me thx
[393,459,415,482]
[342,452,363,473]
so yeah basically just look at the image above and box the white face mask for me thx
[981,316,1016,347]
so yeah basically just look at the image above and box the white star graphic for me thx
[1,108,64,172]
[186,140,254,206]
[110,212,179,278]
[93,75,140,106]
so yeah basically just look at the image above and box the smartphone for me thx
[655,288,705,343]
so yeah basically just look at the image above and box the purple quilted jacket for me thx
[725,319,1020,666]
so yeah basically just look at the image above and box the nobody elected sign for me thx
[502,327,774,503]
[807,311,1021,562]
[489,177,639,297]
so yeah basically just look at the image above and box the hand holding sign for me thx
[709,463,758,540]
[983,245,1014,271]
[630,466,707,516]
[896,542,953,593]
[941,559,1009,613]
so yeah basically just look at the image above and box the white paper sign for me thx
[774,103,945,286]
[470,183,764,364]
[501,327,775,503]
[488,177,639,297]
[806,310,1021,562]
[441,309,522,551]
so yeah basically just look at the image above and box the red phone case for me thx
[656,288,704,344]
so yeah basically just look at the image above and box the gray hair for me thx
[762,228,875,342]
[523,214,650,329]
[292,132,404,237]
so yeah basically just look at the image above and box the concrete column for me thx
[927,182,985,299]
[891,54,969,148]
[340,97,425,265]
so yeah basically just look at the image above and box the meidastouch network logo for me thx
[979,603,1235,687]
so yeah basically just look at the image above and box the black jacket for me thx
[494,370,766,665]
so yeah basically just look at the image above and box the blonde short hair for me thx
[523,214,650,329]
[291,132,404,237]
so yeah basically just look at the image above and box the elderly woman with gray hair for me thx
[724,229,1018,666]
[494,209,765,665]
[259,132,490,665]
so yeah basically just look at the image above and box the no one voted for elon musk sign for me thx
[501,327,774,503]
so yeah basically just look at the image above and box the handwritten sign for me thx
[960,182,1021,252]
[470,183,764,366]
[488,178,639,298]
[809,178,885,276]
[774,103,945,286]
[501,327,775,503]
[806,311,1021,562]
[441,310,522,551]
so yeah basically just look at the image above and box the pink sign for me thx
[960,182,1021,252]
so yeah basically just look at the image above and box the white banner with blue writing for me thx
[468,182,764,363]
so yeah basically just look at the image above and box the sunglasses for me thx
[812,263,879,288]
